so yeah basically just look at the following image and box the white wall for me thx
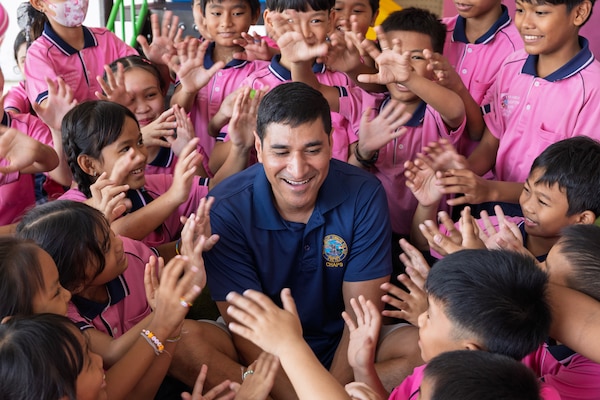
[0,1,102,84]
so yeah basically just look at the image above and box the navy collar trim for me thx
[148,146,174,168]
[380,97,426,127]
[268,54,326,81]
[42,23,96,56]
[203,41,249,69]
[522,37,595,82]
[252,160,349,230]
[453,5,511,45]
[71,275,130,321]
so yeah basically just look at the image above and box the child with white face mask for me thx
[25,0,172,117]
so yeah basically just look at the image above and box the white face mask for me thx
[45,0,89,28]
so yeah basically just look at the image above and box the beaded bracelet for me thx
[141,329,165,355]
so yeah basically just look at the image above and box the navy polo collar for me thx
[452,5,511,45]
[71,275,130,321]
[268,54,326,81]
[42,22,96,56]
[203,41,249,69]
[380,96,426,127]
[522,37,595,82]
[253,159,349,230]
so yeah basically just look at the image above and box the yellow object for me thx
[366,0,402,40]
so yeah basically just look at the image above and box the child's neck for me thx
[278,55,317,72]
[77,284,110,304]
[49,21,85,51]
[212,43,244,65]
[526,234,558,259]
[464,5,503,43]
[536,37,582,79]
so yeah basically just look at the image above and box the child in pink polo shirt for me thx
[169,0,267,173]
[16,200,244,392]
[59,100,207,248]
[437,0,523,155]
[5,30,33,115]
[430,0,600,216]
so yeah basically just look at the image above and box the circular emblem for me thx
[322,234,348,263]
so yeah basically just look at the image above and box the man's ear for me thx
[254,131,263,163]
[77,154,99,177]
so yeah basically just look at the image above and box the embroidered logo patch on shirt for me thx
[322,234,348,268]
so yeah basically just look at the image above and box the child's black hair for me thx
[106,55,168,95]
[0,237,45,320]
[555,224,600,301]
[426,249,551,360]
[0,313,84,400]
[268,0,335,13]
[200,0,262,18]
[424,350,541,400]
[61,100,139,198]
[529,136,600,217]
[380,8,446,54]
[16,201,112,293]
[517,0,595,24]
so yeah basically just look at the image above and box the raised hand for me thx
[87,171,131,223]
[181,364,236,400]
[96,62,131,105]
[167,138,202,205]
[380,273,427,326]
[137,11,183,65]
[358,99,411,155]
[167,104,196,156]
[229,87,265,150]
[404,155,444,208]
[0,125,59,174]
[141,107,177,149]
[166,39,225,95]
[343,296,381,372]
[34,77,78,131]
[426,52,463,91]
[345,382,384,400]
[421,139,468,172]
[234,352,280,400]
[270,11,328,63]
[233,31,276,62]
[226,288,303,355]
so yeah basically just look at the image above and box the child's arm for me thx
[348,100,412,171]
[31,77,76,186]
[168,39,225,112]
[86,256,203,400]
[358,27,465,129]
[110,139,201,240]
[343,296,388,399]
[427,52,485,140]
[226,288,353,400]
[209,88,265,188]
[0,125,59,175]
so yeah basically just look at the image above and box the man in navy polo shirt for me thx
[204,82,392,399]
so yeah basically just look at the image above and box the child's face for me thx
[514,0,581,58]
[123,68,165,128]
[16,43,27,78]
[73,326,107,400]
[332,0,377,36]
[417,296,469,363]
[452,0,502,19]
[96,116,148,190]
[86,229,128,288]
[519,167,581,238]
[35,0,89,28]
[202,0,258,47]
[383,30,435,104]
[31,248,72,316]
[268,7,332,47]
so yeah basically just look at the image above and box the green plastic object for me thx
[106,0,148,47]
